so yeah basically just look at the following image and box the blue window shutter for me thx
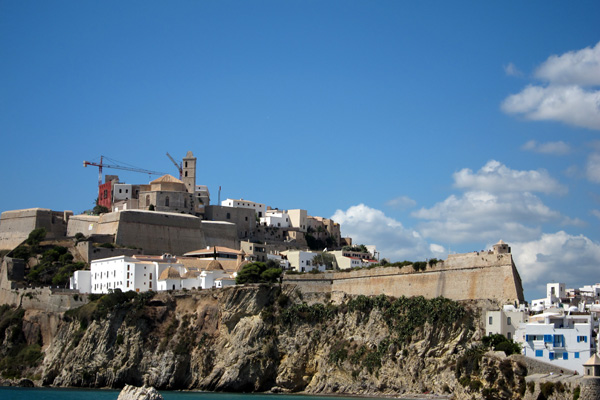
[526,334,529,341]
[577,336,580,342]
[549,352,554,360]
[563,353,568,360]
[585,336,588,343]
[575,352,580,359]
[535,350,543,357]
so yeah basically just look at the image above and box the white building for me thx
[71,254,233,293]
[328,250,378,270]
[221,198,266,218]
[532,282,567,309]
[71,270,91,293]
[516,311,596,374]
[282,250,327,272]
[260,209,290,228]
[485,305,527,340]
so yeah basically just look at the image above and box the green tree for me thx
[235,262,281,284]
[25,228,47,246]
[311,253,336,270]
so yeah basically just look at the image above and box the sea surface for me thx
[0,388,418,400]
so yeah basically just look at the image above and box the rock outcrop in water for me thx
[117,384,163,400]
[1,285,544,399]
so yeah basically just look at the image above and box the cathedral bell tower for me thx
[182,151,196,194]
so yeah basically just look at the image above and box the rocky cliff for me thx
[1,285,548,399]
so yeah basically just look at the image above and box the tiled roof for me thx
[151,174,184,184]
[158,266,181,280]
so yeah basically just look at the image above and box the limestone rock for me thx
[117,385,163,400]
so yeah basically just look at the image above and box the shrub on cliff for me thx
[482,333,521,355]
[235,262,282,284]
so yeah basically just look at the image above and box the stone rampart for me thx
[66,215,99,237]
[0,208,72,250]
[0,257,86,312]
[581,377,600,400]
[284,254,524,304]
[108,210,207,256]
[201,221,238,249]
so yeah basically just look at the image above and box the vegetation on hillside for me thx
[0,305,44,380]
[236,261,282,284]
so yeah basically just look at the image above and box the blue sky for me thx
[1,1,599,301]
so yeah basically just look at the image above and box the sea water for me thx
[0,388,398,400]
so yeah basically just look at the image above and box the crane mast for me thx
[166,152,183,179]
[83,156,168,186]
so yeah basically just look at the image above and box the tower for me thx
[182,151,196,194]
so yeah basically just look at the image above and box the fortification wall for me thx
[284,255,524,304]
[201,221,238,249]
[0,257,86,312]
[109,210,207,256]
[0,208,71,250]
[66,215,99,237]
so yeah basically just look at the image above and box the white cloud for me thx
[502,41,600,131]
[331,204,444,261]
[412,191,557,243]
[535,41,600,86]
[586,152,600,183]
[521,140,571,155]
[453,160,567,194]
[385,195,417,210]
[512,232,600,299]
[502,85,600,130]
[591,209,600,220]
[504,62,523,77]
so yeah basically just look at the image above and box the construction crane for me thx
[83,156,168,186]
[166,152,182,179]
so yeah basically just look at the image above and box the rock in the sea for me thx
[117,385,164,400]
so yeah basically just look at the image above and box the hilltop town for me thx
[1,150,599,399]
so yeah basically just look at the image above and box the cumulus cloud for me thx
[412,191,557,243]
[511,232,600,299]
[453,160,567,194]
[385,195,417,210]
[521,140,571,155]
[586,152,600,183]
[504,62,523,77]
[502,41,600,131]
[331,204,445,261]
[591,209,600,220]
[535,41,600,86]
[412,160,577,244]
[502,85,600,130]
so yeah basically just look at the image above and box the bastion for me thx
[0,208,72,250]
[284,245,524,305]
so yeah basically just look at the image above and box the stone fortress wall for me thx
[284,247,525,305]
[0,208,73,251]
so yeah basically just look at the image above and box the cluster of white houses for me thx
[487,282,600,374]
[71,247,244,294]
[71,244,381,294]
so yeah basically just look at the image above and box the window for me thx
[535,350,543,357]
[563,353,568,360]
[575,352,580,359]
[150,273,152,279]
[549,352,554,360]
[185,161,188,168]
[489,316,493,325]
[146,195,150,207]
[185,171,188,177]
[165,196,170,207]
[577,336,588,343]
[226,213,231,219]
[507,317,511,325]
[119,189,122,193]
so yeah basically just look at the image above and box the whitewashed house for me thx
[485,305,528,340]
[516,311,596,374]
[221,198,266,218]
[260,209,290,228]
[157,266,183,291]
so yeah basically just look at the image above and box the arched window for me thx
[185,161,188,168]
[165,196,170,207]
[146,195,150,207]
